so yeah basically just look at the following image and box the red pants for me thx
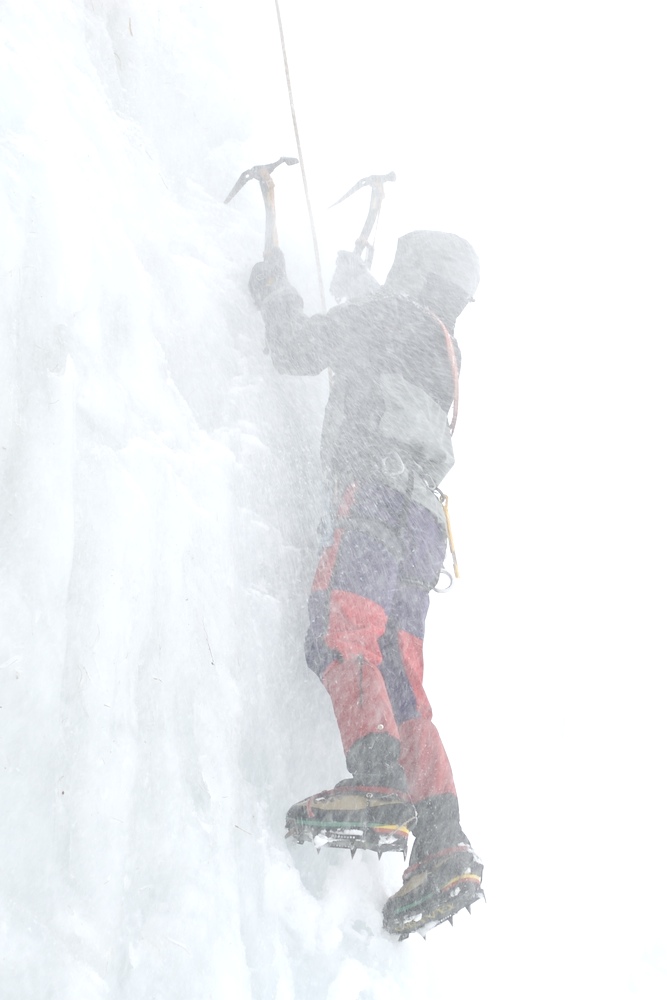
[305,480,456,803]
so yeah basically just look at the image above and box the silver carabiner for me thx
[434,568,454,593]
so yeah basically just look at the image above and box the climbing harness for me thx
[273,0,326,310]
[403,298,460,436]
[426,308,460,435]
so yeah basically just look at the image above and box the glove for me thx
[329,250,380,303]
[248,248,287,308]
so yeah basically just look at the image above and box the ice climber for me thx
[249,231,484,936]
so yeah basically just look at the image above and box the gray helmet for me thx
[384,231,480,306]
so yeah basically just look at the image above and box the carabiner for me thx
[434,568,454,593]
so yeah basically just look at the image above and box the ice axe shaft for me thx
[225,157,298,258]
[332,171,396,265]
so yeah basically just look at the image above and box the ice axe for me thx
[224,156,299,258]
[331,171,396,268]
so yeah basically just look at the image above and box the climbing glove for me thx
[248,248,287,308]
[329,250,379,303]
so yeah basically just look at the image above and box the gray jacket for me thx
[261,284,459,522]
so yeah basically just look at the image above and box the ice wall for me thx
[0,4,458,997]
[2,3,308,995]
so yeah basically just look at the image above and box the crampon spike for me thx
[466,904,472,914]
[446,916,454,926]
[350,848,357,859]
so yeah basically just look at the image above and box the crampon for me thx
[285,783,417,859]
[383,845,484,939]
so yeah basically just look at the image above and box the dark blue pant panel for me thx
[305,480,447,725]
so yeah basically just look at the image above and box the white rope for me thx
[274,0,327,312]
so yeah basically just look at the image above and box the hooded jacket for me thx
[261,281,460,522]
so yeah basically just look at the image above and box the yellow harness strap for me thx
[442,494,460,579]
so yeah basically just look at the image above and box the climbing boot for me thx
[383,793,484,938]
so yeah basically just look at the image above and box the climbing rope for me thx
[273,0,327,312]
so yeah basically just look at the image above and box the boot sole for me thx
[286,818,412,857]
[286,786,416,857]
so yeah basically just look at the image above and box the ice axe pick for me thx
[331,171,396,267]
[224,157,299,258]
